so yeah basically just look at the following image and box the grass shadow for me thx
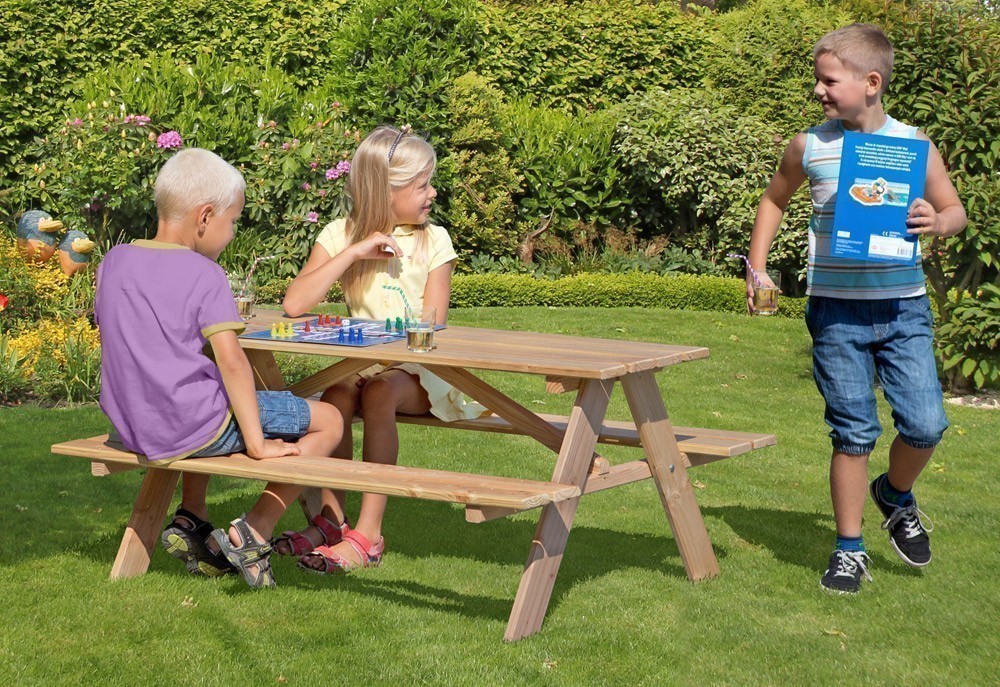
[703,504,925,578]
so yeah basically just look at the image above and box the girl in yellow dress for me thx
[281,125,486,573]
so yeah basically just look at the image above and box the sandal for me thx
[297,529,385,575]
[273,514,349,557]
[209,516,276,589]
[161,507,235,577]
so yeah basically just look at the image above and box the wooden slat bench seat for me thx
[51,435,581,510]
[393,412,776,467]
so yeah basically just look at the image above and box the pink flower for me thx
[317,189,328,198]
[310,162,319,169]
[156,131,183,149]
[282,142,290,150]
[325,161,350,180]
[301,182,311,191]
[123,114,151,126]
[68,118,83,127]
[306,212,319,223]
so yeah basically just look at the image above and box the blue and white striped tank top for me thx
[803,117,926,299]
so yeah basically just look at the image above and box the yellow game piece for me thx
[271,323,278,337]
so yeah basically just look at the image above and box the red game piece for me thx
[334,315,341,325]
[304,320,311,333]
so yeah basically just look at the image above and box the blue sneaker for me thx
[870,473,934,567]
[820,549,872,594]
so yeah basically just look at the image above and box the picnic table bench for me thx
[52,310,775,641]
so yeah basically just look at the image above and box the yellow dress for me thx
[314,219,487,421]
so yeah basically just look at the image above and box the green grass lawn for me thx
[2,307,997,686]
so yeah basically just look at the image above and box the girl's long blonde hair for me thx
[342,125,436,305]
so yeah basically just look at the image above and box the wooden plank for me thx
[545,376,580,394]
[621,371,720,582]
[53,436,581,510]
[421,365,565,453]
[505,378,614,642]
[244,348,285,391]
[394,411,774,459]
[91,460,140,477]
[285,357,375,399]
[110,468,179,579]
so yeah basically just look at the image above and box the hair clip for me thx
[387,124,412,163]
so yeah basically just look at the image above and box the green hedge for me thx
[450,272,806,318]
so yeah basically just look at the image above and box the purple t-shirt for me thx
[94,240,245,461]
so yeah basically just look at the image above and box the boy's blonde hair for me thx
[813,23,894,94]
[154,148,246,222]
[342,125,437,305]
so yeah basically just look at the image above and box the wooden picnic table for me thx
[53,309,774,641]
[238,310,771,640]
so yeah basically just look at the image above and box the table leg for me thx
[505,378,613,642]
[620,371,720,582]
[244,349,285,391]
[110,468,180,579]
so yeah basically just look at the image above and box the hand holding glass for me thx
[751,270,780,316]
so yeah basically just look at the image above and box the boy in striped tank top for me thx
[747,24,967,594]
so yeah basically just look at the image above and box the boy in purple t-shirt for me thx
[95,148,343,588]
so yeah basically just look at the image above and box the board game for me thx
[240,314,443,348]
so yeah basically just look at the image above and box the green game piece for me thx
[386,318,392,331]
[395,317,403,333]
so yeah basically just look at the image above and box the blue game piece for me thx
[338,328,345,343]
[348,327,356,342]
[356,327,364,342]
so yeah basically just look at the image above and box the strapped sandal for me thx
[273,514,349,557]
[161,507,235,577]
[209,516,276,589]
[297,529,385,575]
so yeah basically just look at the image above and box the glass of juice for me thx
[752,270,780,316]
[406,306,436,352]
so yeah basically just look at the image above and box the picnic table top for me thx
[240,309,710,380]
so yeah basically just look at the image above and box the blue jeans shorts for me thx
[191,390,311,457]
[805,295,948,455]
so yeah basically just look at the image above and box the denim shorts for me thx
[805,295,948,454]
[191,391,311,457]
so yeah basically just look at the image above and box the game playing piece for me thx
[338,328,345,342]
[356,327,364,342]
[271,323,278,337]
[304,320,311,333]
[335,316,342,325]
[385,318,392,332]
[395,317,403,333]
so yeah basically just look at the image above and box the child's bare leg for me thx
[228,402,341,559]
[272,383,358,556]
[178,473,211,521]
[301,369,429,569]
[830,450,870,538]
[886,436,933,492]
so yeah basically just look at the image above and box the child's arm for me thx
[747,134,807,310]
[905,134,967,238]
[283,233,403,317]
[209,330,301,460]
[421,261,455,325]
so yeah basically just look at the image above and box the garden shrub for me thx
[480,0,706,112]
[323,0,484,141]
[436,73,522,259]
[936,283,1000,391]
[614,88,788,253]
[700,0,850,134]
[503,101,627,254]
[0,0,350,187]
[450,271,806,318]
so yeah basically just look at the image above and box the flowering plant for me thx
[17,99,185,246]
[243,102,359,279]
